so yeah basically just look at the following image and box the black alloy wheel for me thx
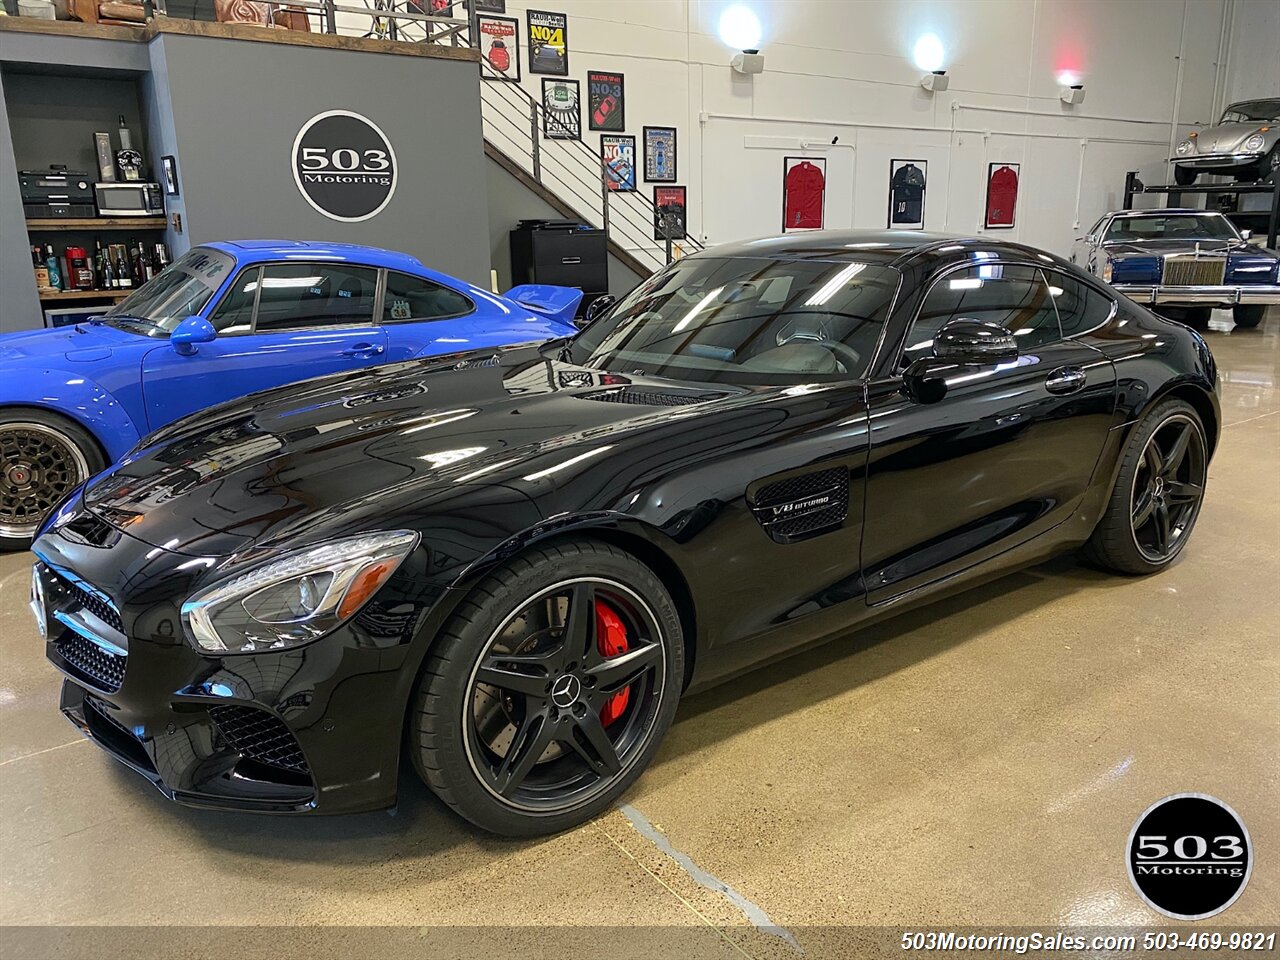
[1085,399,1208,574]
[409,540,683,836]
[0,415,102,551]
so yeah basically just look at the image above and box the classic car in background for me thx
[1071,209,1280,328]
[0,240,582,549]
[1172,98,1280,185]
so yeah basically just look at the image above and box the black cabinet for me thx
[509,220,608,312]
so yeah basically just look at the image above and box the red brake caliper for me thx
[595,601,631,726]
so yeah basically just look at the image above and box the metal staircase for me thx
[477,56,702,277]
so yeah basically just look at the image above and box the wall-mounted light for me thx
[731,50,765,75]
[920,70,949,93]
[1060,84,1086,105]
[912,33,946,73]
[719,5,762,50]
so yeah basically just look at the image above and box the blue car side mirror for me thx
[171,316,217,356]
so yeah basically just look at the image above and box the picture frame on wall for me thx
[472,0,506,12]
[161,155,179,196]
[985,162,1020,229]
[653,185,687,241]
[477,15,520,81]
[782,156,826,231]
[587,70,625,131]
[643,126,677,182]
[542,79,581,140]
[888,159,927,230]
[527,9,568,76]
[601,134,636,192]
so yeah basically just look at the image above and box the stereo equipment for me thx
[95,181,165,217]
[20,168,95,219]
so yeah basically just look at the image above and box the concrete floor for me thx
[1,309,1276,959]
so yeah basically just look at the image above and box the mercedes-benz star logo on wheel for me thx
[550,674,582,708]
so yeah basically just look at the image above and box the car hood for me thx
[1103,239,1243,257]
[0,321,144,363]
[1191,122,1269,153]
[80,343,762,559]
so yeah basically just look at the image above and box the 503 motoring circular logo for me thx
[292,110,397,222]
[1127,794,1253,920]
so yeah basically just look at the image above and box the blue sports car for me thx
[0,240,582,549]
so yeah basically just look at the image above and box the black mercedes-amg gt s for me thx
[30,231,1219,836]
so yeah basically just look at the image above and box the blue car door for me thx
[141,261,388,430]
[379,269,556,361]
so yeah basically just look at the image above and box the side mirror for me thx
[932,318,1018,364]
[1083,234,1096,244]
[1240,228,1253,241]
[902,357,952,404]
[579,294,616,329]
[171,316,217,356]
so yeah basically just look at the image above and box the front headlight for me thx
[1102,258,1114,282]
[181,530,419,654]
[1176,139,1193,155]
[1243,133,1266,152]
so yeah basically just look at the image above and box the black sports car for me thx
[30,231,1220,836]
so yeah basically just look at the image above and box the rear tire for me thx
[1173,165,1198,186]
[1084,399,1208,575]
[1232,305,1266,329]
[0,411,105,552]
[408,539,684,836]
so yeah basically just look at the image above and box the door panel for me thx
[862,341,1115,603]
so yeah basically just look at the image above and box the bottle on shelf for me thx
[94,240,108,290]
[44,244,64,293]
[101,251,117,290]
[154,241,170,270]
[33,245,51,292]
[115,115,144,182]
[114,246,133,290]
[129,238,145,287]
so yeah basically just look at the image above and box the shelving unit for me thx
[37,289,131,302]
[27,217,168,231]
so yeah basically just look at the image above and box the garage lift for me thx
[1124,172,1279,249]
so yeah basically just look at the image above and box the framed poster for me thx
[161,155,179,195]
[587,70,625,131]
[653,185,687,241]
[888,159,927,229]
[782,156,826,231]
[542,79,581,140]
[477,15,520,81]
[601,134,636,192]
[643,126,677,182]
[985,162,1020,228]
[527,10,568,75]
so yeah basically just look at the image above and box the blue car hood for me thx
[0,322,145,363]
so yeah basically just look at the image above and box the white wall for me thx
[1223,0,1280,106]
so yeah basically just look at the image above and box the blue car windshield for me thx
[564,256,900,385]
[1104,215,1239,243]
[103,247,234,337]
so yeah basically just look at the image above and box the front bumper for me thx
[1114,284,1280,306]
[31,511,449,815]
[1169,152,1264,169]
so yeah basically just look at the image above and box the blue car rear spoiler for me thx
[504,284,585,327]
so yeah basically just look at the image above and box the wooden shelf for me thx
[38,290,131,302]
[27,218,168,231]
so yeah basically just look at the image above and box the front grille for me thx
[57,632,127,692]
[210,705,310,775]
[752,466,850,543]
[85,695,133,740]
[581,387,722,406]
[1163,256,1226,286]
[49,570,124,634]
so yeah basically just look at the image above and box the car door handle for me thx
[1045,366,1087,395]
[341,342,385,358]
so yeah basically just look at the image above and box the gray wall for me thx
[485,154,644,297]
[0,69,39,333]
[153,33,491,287]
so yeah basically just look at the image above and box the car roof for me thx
[689,230,1069,269]
[203,239,428,273]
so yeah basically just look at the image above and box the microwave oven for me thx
[95,181,165,217]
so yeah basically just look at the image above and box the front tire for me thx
[1173,165,1198,186]
[408,539,684,836]
[0,412,105,551]
[1233,305,1266,329]
[1084,399,1208,575]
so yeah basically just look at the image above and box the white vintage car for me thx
[1172,98,1280,185]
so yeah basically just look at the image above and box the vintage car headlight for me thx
[1243,133,1266,153]
[1176,139,1193,155]
[181,530,419,654]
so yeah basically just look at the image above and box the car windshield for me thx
[102,247,234,337]
[563,256,900,385]
[1104,215,1239,243]
[1220,100,1280,123]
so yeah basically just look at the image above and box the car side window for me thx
[208,267,259,334]
[905,264,1061,363]
[253,263,379,332]
[1047,272,1114,338]
[381,271,473,323]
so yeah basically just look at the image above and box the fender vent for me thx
[750,466,850,544]
[580,387,724,407]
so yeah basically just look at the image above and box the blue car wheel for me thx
[0,412,104,550]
